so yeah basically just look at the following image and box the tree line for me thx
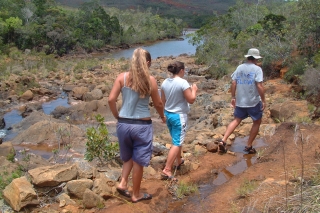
[0,0,184,56]
[192,0,320,77]
[190,0,320,108]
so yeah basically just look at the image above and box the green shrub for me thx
[6,150,15,162]
[85,114,119,164]
[302,66,320,96]
[236,179,258,198]
[284,58,307,82]
[175,181,198,199]
[0,168,23,199]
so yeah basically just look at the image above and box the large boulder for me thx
[82,189,104,209]
[28,164,78,187]
[20,90,34,101]
[3,176,39,211]
[71,86,88,100]
[92,175,115,199]
[52,98,111,120]
[11,120,84,145]
[66,179,93,199]
[83,89,103,102]
[270,100,310,122]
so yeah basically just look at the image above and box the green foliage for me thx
[297,0,320,57]
[191,0,320,82]
[284,58,307,82]
[56,0,236,28]
[0,0,184,55]
[105,7,183,45]
[6,150,15,162]
[302,66,320,96]
[85,114,119,164]
[0,167,23,199]
[236,179,257,198]
[258,13,287,38]
[175,181,198,199]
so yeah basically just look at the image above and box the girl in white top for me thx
[160,61,198,180]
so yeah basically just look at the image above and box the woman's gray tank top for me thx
[119,73,151,119]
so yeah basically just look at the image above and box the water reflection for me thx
[3,109,23,129]
[1,92,70,140]
[42,92,69,114]
[109,31,197,59]
[169,136,267,213]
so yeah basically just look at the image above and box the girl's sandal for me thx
[174,159,185,170]
[160,173,178,181]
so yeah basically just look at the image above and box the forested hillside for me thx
[55,0,255,27]
[0,0,183,56]
[191,0,320,112]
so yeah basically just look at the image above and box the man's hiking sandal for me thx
[244,146,256,154]
[218,139,227,153]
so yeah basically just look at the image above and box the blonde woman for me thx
[108,48,166,203]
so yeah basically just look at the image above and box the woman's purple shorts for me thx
[116,118,153,167]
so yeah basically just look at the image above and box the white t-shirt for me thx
[231,62,263,107]
[161,77,190,113]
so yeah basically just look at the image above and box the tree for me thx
[297,0,320,57]
[5,17,23,43]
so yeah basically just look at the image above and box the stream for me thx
[0,29,198,146]
[0,29,269,211]
[168,137,268,212]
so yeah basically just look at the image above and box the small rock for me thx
[206,142,218,153]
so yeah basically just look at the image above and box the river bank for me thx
[0,52,319,212]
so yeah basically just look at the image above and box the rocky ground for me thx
[0,54,319,213]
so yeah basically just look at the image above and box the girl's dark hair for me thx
[167,61,184,74]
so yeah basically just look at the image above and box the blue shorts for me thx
[116,118,153,167]
[234,101,263,121]
[164,110,187,147]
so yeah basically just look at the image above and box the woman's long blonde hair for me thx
[127,48,151,98]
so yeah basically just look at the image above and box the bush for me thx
[85,114,119,164]
[302,66,320,96]
[0,168,23,199]
[175,181,198,199]
[284,58,307,82]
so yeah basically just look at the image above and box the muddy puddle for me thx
[167,137,268,213]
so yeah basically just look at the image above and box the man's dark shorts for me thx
[116,118,153,167]
[234,101,263,121]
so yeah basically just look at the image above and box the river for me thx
[1,29,198,142]
[106,29,197,59]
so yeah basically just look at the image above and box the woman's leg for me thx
[131,161,144,201]
[118,159,133,190]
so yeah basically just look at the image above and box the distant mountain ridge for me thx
[55,0,256,27]
[56,0,237,14]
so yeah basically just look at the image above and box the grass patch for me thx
[236,179,258,198]
[175,181,198,199]
[0,167,23,199]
